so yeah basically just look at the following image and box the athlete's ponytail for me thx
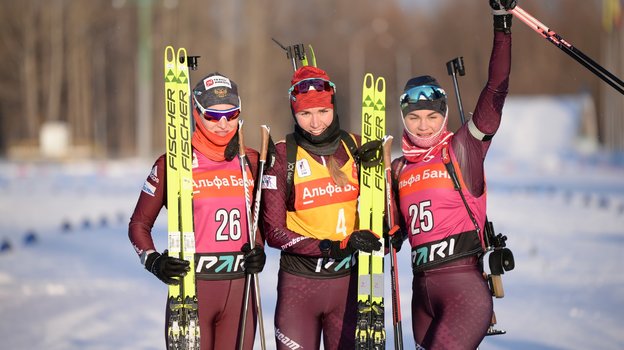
[327,155,350,188]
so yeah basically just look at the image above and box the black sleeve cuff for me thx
[494,14,513,33]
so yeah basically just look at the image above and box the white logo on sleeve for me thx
[262,175,277,190]
[149,165,159,183]
[142,181,156,197]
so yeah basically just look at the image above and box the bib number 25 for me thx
[408,200,433,235]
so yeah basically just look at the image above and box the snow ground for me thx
[1,97,623,350]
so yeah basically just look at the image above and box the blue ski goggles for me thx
[399,85,447,110]
[193,94,241,122]
[288,78,336,100]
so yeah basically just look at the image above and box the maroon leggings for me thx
[411,257,492,349]
[274,270,358,350]
[164,278,256,350]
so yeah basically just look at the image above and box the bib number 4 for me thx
[336,208,347,237]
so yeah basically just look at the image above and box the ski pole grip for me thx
[446,57,465,77]
[260,125,270,162]
[237,119,246,157]
[294,44,306,61]
[455,57,465,76]
[382,135,393,170]
[489,274,505,298]
[446,61,454,76]
[186,55,200,70]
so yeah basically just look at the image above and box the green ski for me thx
[164,45,200,350]
[356,73,386,349]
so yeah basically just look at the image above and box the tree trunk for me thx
[46,0,64,123]
[22,1,39,142]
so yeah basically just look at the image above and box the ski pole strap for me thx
[387,225,400,237]
[285,131,358,204]
[441,146,481,237]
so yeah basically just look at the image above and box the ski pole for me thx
[272,38,304,71]
[250,125,271,350]
[382,135,404,350]
[236,120,266,350]
[446,57,467,124]
[510,5,624,95]
[272,38,316,71]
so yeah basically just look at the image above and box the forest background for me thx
[0,0,622,159]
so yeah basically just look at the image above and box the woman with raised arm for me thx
[391,1,516,348]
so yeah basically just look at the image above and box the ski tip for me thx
[307,44,317,67]
[375,77,385,91]
[164,46,176,63]
[176,47,188,65]
[363,73,375,89]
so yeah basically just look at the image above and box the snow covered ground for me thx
[1,96,623,349]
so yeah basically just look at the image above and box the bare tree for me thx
[0,0,615,158]
[21,1,40,144]
[45,0,64,124]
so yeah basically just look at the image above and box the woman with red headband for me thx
[391,1,516,348]
[261,66,381,350]
[128,72,265,350]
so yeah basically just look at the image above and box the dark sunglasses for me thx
[288,78,336,100]
[399,85,447,109]
[193,95,241,122]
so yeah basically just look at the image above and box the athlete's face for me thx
[200,103,239,136]
[295,107,334,136]
[403,109,444,138]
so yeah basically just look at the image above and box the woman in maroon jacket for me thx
[128,72,265,350]
[261,66,381,350]
[390,1,516,348]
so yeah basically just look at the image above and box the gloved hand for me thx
[490,0,517,33]
[241,243,266,274]
[144,250,190,285]
[386,225,405,253]
[325,230,382,259]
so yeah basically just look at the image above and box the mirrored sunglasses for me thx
[200,108,241,122]
[193,95,241,122]
[399,85,447,109]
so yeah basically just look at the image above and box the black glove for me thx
[241,243,266,274]
[386,225,405,253]
[357,140,383,168]
[490,0,517,33]
[144,250,190,285]
[323,230,382,259]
